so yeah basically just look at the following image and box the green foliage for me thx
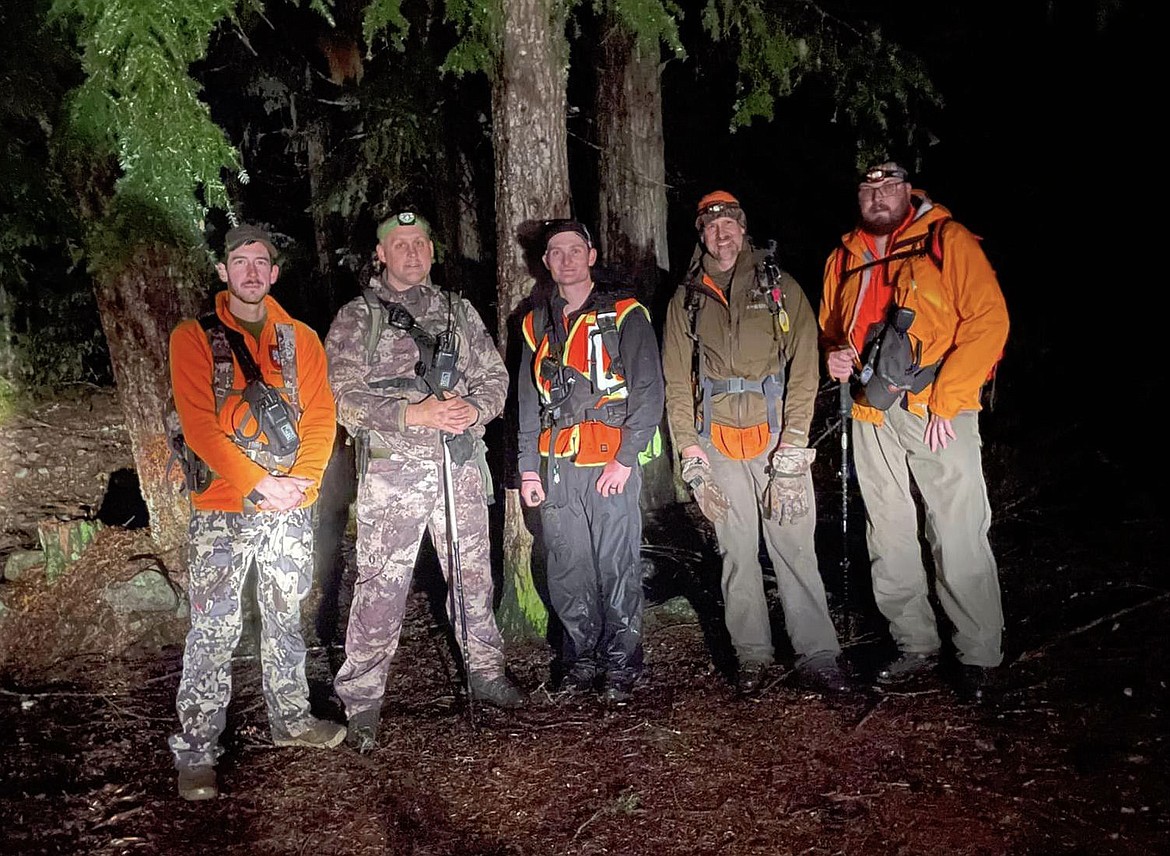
[1,1,111,393]
[47,1,339,245]
[699,1,942,167]
[362,0,410,52]
[49,0,243,238]
[605,0,685,58]
[442,0,502,77]
[0,376,21,425]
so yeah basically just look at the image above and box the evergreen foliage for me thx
[1,1,110,390]
[696,1,941,166]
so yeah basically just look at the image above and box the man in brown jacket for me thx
[662,191,849,696]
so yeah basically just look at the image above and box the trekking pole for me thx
[838,381,853,642]
[441,434,475,725]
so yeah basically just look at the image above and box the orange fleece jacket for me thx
[169,291,336,512]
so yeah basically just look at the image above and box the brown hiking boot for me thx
[177,766,217,801]
[272,716,346,749]
[876,651,939,685]
[469,673,525,709]
[345,708,381,755]
[736,661,770,696]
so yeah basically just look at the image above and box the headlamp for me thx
[862,166,908,184]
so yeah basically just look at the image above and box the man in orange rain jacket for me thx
[820,162,1009,703]
[167,225,341,801]
[662,192,850,698]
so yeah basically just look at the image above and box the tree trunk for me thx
[92,244,205,585]
[491,0,571,640]
[595,17,678,511]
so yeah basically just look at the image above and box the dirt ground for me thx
[0,381,1166,856]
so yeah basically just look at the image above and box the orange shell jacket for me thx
[818,193,1009,425]
[169,291,336,512]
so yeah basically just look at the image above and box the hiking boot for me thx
[177,765,217,801]
[470,673,525,709]
[600,682,634,707]
[795,656,855,695]
[954,665,998,704]
[876,651,939,686]
[272,716,346,749]
[345,708,380,755]
[562,664,599,695]
[736,661,770,696]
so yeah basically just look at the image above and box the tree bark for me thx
[595,16,678,511]
[91,245,204,585]
[491,0,571,640]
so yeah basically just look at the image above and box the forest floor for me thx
[0,382,1166,856]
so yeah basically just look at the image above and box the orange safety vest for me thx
[522,295,645,467]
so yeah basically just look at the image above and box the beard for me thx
[860,196,911,236]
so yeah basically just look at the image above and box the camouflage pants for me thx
[168,507,315,769]
[334,454,505,717]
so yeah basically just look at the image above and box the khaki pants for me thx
[853,407,1003,667]
[705,437,840,667]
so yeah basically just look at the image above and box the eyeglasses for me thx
[858,182,906,199]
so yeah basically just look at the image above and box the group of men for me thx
[166,160,1009,801]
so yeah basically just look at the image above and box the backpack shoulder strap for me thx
[360,286,384,365]
[926,216,952,269]
[197,314,236,410]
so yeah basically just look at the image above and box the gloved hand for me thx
[763,447,816,524]
[681,456,730,524]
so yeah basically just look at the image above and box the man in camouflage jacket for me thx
[325,211,522,752]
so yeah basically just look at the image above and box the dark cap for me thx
[695,190,746,232]
[861,161,909,186]
[224,224,277,260]
[377,210,432,241]
[543,219,593,250]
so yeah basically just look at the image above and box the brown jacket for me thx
[663,243,821,454]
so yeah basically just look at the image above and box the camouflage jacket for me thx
[324,276,507,463]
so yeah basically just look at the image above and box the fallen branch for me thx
[1014,591,1170,664]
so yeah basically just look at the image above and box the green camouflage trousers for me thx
[168,507,315,769]
[334,454,506,717]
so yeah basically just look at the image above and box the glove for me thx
[763,447,816,524]
[681,456,730,524]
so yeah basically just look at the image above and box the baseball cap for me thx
[695,190,746,232]
[377,210,432,241]
[543,219,593,249]
[224,224,277,260]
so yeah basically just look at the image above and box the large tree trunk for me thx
[491,0,571,640]
[92,245,204,585]
[595,17,678,511]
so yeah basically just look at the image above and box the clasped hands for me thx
[406,394,479,435]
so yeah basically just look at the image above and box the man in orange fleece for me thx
[167,225,341,801]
